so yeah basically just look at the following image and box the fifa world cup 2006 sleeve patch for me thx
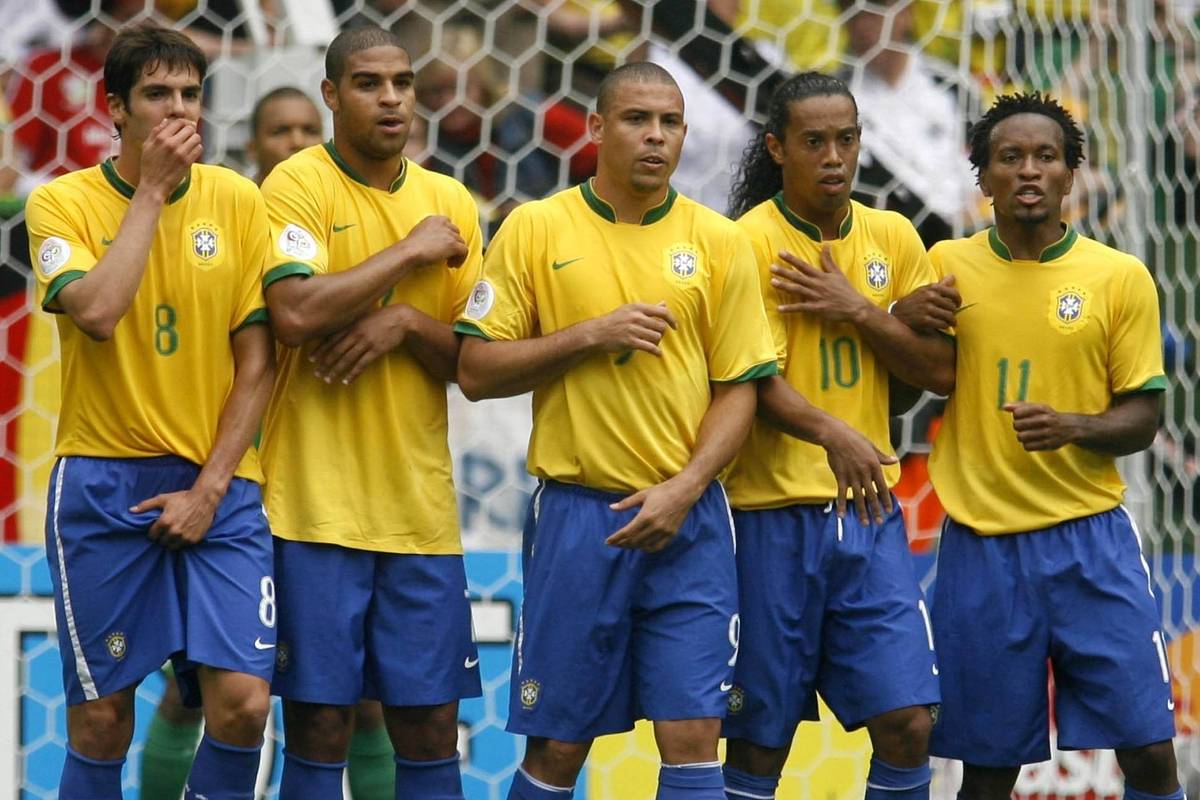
[278,224,318,261]
[465,280,495,320]
[38,237,71,276]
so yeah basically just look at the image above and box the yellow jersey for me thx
[26,159,269,481]
[455,180,778,493]
[725,197,936,509]
[928,226,1166,534]
[259,142,482,554]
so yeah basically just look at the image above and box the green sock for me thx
[347,726,396,800]
[139,713,202,800]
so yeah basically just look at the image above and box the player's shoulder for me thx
[676,191,738,230]
[928,229,988,261]
[192,162,261,197]
[268,143,334,184]
[1068,231,1146,274]
[28,164,106,209]
[403,158,472,201]
[498,185,581,228]
[853,201,918,237]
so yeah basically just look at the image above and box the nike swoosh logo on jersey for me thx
[955,302,978,315]
[464,656,480,669]
[101,237,114,246]
[719,681,733,692]
[253,638,275,650]
[552,257,583,270]
[332,223,356,233]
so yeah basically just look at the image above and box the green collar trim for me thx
[771,193,852,242]
[579,179,677,225]
[101,158,191,203]
[988,224,1078,263]
[323,140,407,193]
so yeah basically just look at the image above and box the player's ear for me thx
[1062,165,1074,198]
[587,110,604,145]
[765,132,785,166]
[320,79,338,114]
[107,92,127,130]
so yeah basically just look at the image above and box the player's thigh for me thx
[634,482,737,725]
[818,506,939,730]
[507,481,642,741]
[1046,508,1176,751]
[928,519,1051,766]
[45,456,187,706]
[365,553,480,707]
[179,478,276,684]
[271,538,375,704]
[722,505,825,750]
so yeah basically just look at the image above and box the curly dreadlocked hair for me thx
[967,91,1086,183]
[727,72,857,219]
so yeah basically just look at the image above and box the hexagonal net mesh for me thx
[0,0,1198,797]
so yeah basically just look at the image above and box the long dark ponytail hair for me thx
[728,72,858,219]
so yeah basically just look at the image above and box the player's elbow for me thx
[268,306,312,349]
[927,366,955,398]
[71,309,118,342]
[456,365,493,401]
[456,339,497,400]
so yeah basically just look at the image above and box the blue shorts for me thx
[929,507,1177,766]
[44,456,275,706]
[508,480,739,742]
[271,539,481,706]
[722,501,939,747]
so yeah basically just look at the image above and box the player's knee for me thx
[206,687,270,745]
[385,702,460,760]
[284,701,355,760]
[68,693,136,758]
[523,737,591,785]
[654,717,721,764]
[1117,740,1180,795]
[867,706,932,767]
[725,738,790,777]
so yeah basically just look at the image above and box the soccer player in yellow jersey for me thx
[24,22,276,800]
[717,72,953,800]
[258,27,483,800]
[894,93,1180,800]
[457,62,778,800]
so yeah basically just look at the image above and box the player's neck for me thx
[993,215,1067,260]
[331,132,404,191]
[113,148,143,188]
[591,172,669,224]
[781,189,849,240]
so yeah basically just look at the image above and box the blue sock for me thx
[395,754,464,799]
[723,764,779,799]
[864,758,931,800]
[184,734,262,800]
[507,766,575,799]
[59,746,124,800]
[1125,787,1185,800]
[658,762,726,799]
[279,750,347,800]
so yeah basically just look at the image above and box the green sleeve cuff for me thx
[1121,375,1168,394]
[453,321,493,339]
[42,270,88,312]
[263,262,314,289]
[234,308,270,332]
[720,360,780,383]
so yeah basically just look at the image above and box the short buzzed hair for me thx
[596,62,681,115]
[325,26,406,84]
[249,86,316,136]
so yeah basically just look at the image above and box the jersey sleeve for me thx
[1109,260,1166,394]
[707,227,779,382]
[232,185,271,331]
[454,203,538,341]
[25,183,99,313]
[443,186,485,323]
[261,161,331,288]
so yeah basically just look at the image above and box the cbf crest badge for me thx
[664,243,702,285]
[863,251,890,293]
[187,220,225,270]
[1049,284,1090,334]
[727,685,745,715]
[519,679,541,709]
[105,631,128,660]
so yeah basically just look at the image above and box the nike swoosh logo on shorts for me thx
[464,656,480,669]
[254,638,275,650]
[720,681,733,692]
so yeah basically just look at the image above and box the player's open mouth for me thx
[818,176,846,192]
[378,117,406,133]
[639,155,667,169]
[1015,185,1043,205]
